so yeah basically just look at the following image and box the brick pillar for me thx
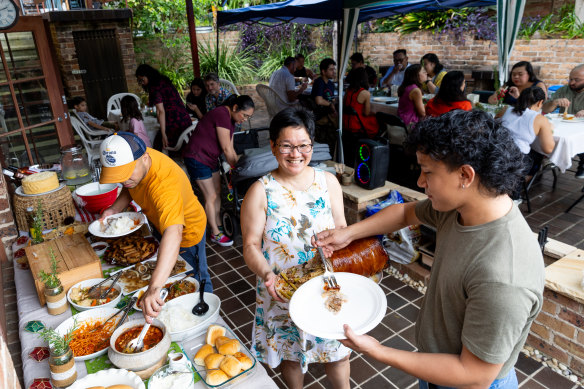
[0,168,18,258]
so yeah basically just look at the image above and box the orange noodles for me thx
[69,318,117,356]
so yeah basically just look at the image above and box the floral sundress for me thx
[251,169,351,373]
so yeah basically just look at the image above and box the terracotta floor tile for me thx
[515,353,543,376]
[532,367,578,389]
[386,293,408,311]
[382,366,418,388]
[349,356,377,385]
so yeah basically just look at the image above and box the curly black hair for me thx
[269,107,315,143]
[405,110,525,196]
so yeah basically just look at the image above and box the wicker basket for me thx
[14,185,76,232]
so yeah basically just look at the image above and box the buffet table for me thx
[13,238,277,389]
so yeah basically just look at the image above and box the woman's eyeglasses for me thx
[277,143,313,154]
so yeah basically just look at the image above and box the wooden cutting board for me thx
[26,233,103,306]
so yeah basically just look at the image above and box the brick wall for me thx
[356,31,584,87]
[49,19,139,98]
[527,288,584,376]
[0,170,18,256]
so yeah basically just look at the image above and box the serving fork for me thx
[313,233,339,290]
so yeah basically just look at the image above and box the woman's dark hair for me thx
[191,77,206,92]
[269,108,315,143]
[221,94,255,112]
[135,64,170,92]
[120,95,143,121]
[405,110,524,196]
[435,71,467,104]
[421,53,444,75]
[398,64,423,97]
[70,96,86,108]
[513,86,546,116]
[347,68,370,91]
[507,61,538,87]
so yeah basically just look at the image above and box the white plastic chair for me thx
[70,116,102,164]
[106,93,141,118]
[70,110,111,140]
[219,79,239,96]
[256,84,296,121]
[164,121,198,152]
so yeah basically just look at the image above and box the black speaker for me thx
[354,139,389,190]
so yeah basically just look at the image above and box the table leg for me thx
[566,185,584,213]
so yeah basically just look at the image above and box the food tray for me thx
[183,323,257,388]
[102,235,159,266]
[133,275,200,311]
[112,257,193,295]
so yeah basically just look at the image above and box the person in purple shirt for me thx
[136,64,192,151]
[183,95,255,247]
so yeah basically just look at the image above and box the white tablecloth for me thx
[532,118,584,172]
[107,110,160,144]
[13,239,276,388]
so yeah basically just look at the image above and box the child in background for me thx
[120,95,152,148]
[185,78,207,119]
[71,96,117,132]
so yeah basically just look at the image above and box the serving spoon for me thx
[123,288,168,353]
[192,279,209,316]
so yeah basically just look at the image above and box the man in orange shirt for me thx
[99,132,210,321]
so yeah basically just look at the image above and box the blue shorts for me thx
[184,157,218,180]
[419,368,518,389]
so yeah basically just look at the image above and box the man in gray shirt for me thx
[269,56,307,112]
[317,110,544,389]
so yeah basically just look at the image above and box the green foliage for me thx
[38,248,61,289]
[37,319,77,360]
[371,8,471,34]
[198,39,256,85]
[31,200,44,244]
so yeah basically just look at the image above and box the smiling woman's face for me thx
[271,126,313,175]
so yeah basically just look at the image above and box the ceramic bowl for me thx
[67,278,122,312]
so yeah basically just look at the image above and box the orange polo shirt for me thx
[129,148,206,247]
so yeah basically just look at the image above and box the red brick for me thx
[544,289,582,313]
[559,308,584,329]
[554,334,584,360]
[531,322,551,342]
[526,333,570,364]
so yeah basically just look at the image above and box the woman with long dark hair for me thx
[488,61,547,106]
[135,64,192,150]
[343,68,378,137]
[185,77,207,119]
[183,95,255,247]
[397,64,426,127]
[426,71,472,117]
[421,53,447,94]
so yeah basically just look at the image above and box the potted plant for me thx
[37,322,78,387]
[38,248,69,315]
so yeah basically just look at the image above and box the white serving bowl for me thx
[157,292,221,342]
[67,278,122,312]
[132,276,200,311]
[108,318,171,372]
[55,307,121,361]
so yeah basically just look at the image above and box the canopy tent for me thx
[218,0,525,164]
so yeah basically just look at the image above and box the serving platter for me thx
[289,272,386,339]
[111,258,193,295]
[88,212,146,238]
[69,368,145,389]
[67,278,122,312]
[133,275,200,311]
[15,183,66,197]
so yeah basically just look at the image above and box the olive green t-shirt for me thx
[548,86,584,114]
[414,200,544,379]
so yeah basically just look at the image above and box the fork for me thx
[313,233,339,290]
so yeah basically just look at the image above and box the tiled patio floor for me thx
[207,240,582,389]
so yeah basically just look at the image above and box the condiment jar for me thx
[60,145,91,187]
[49,346,77,387]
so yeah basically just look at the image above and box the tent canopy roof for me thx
[217,0,496,26]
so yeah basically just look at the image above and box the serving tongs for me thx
[89,295,138,333]
[87,271,123,299]
[124,288,168,353]
[313,232,339,290]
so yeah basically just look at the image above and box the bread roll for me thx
[215,335,231,349]
[328,237,389,276]
[194,344,214,366]
[206,324,226,346]
[206,369,229,386]
[204,353,225,370]
[218,339,240,355]
[234,351,253,370]
[220,355,243,377]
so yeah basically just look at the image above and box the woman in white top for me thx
[501,86,555,162]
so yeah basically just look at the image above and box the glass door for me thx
[0,16,71,168]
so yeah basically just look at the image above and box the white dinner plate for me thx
[69,368,145,389]
[112,258,194,295]
[132,275,199,311]
[55,307,121,361]
[88,212,146,238]
[15,182,66,197]
[561,117,584,123]
[289,272,387,339]
[372,96,393,102]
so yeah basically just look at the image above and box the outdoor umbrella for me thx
[496,0,526,87]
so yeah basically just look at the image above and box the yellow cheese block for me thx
[21,171,59,194]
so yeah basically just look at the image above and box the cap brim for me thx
[99,160,137,184]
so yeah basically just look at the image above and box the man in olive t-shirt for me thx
[316,110,545,389]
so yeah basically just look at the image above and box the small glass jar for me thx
[60,145,91,187]
[49,346,77,387]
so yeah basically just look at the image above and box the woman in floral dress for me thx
[241,108,350,389]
